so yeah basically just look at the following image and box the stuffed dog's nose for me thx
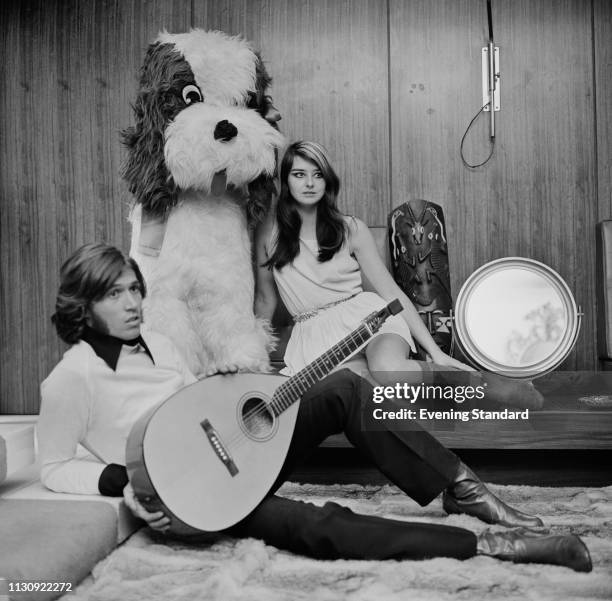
[214,120,238,142]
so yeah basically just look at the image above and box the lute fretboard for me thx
[269,299,403,416]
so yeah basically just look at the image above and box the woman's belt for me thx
[292,293,359,324]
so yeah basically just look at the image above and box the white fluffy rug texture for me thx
[65,482,612,601]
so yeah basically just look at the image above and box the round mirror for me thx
[453,257,581,378]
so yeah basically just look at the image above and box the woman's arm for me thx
[349,217,471,369]
[254,217,278,322]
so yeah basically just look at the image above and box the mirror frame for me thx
[453,257,581,378]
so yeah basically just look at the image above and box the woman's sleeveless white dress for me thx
[270,231,416,375]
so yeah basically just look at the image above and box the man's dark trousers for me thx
[227,369,477,560]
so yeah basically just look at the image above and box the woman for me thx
[256,141,543,408]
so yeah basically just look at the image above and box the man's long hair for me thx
[52,243,146,344]
[264,141,347,270]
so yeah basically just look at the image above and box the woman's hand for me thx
[123,483,170,532]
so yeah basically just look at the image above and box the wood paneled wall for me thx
[390,0,597,371]
[596,0,612,221]
[1,0,610,413]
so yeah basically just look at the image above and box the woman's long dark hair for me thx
[51,243,146,344]
[264,141,347,270]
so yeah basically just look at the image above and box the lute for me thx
[126,299,403,534]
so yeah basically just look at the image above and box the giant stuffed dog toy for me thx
[122,29,284,375]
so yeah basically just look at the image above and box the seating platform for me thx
[321,370,612,450]
[0,418,140,601]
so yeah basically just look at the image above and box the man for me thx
[37,243,591,571]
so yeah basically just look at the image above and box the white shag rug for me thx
[65,482,612,601]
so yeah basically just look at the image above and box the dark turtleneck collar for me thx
[81,326,154,371]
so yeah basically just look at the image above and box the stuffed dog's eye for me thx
[182,84,203,105]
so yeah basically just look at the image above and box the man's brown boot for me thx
[443,462,544,529]
[477,528,592,572]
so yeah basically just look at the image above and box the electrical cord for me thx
[460,101,496,168]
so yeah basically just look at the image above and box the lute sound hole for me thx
[238,395,276,441]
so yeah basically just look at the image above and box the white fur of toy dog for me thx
[165,105,282,191]
[130,30,284,376]
[158,29,257,106]
[131,194,273,376]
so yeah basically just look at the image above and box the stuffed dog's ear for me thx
[247,174,277,225]
[249,54,281,129]
[122,92,177,218]
[122,42,192,217]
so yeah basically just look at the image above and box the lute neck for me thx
[269,321,373,417]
